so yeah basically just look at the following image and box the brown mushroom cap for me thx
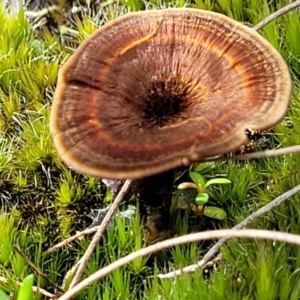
[50,8,292,180]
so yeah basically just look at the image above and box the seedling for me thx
[177,171,231,220]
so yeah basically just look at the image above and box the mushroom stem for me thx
[131,170,174,244]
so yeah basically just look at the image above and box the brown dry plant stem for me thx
[253,0,300,31]
[205,145,300,163]
[58,229,300,300]
[44,225,102,255]
[25,5,58,18]
[158,183,300,278]
[68,179,132,289]
[14,247,64,293]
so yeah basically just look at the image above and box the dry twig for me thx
[25,5,58,18]
[68,179,132,288]
[205,145,300,163]
[44,225,102,255]
[14,247,64,293]
[62,260,81,290]
[253,0,300,31]
[58,229,300,300]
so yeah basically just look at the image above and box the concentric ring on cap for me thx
[50,8,292,180]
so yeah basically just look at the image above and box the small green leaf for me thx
[204,206,227,220]
[195,193,209,205]
[0,289,9,300]
[177,182,198,190]
[204,178,231,188]
[17,274,34,300]
[189,172,205,186]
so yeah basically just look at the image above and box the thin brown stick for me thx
[44,225,102,255]
[0,276,56,298]
[158,183,300,278]
[58,229,300,300]
[68,179,132,289]
[14,247,64,293]
[205,145,300,163]
[253,0,300,31]
[62,260,81,290]
[25,5,59,17]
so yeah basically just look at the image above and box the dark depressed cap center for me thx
[50,8,292,180]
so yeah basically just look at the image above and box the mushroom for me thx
[50,8,292,242]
